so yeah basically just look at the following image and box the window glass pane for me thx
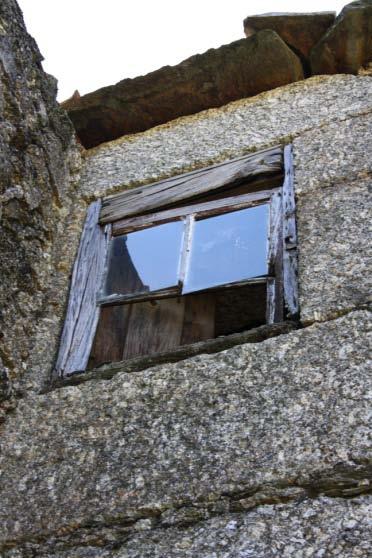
[104,220,184,297]
[183,204,268,294]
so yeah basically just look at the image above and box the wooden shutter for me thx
[54,201,109,378]
[282,144,299,318]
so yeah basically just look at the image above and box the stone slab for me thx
[311,0,372,75]
[63,31,303,148]
[244,12,335,60]
[0,310,371,549]
[80,75,372,199]
[298,177,372,323]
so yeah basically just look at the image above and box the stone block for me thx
[311,0,372,75]
[63,31,303,148]
[298,178,372,323]
[243,12,335,62]
[0,310,370,549]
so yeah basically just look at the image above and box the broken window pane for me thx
[183,204,268,294]
[104,220,184,297]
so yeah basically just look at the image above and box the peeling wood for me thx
[283,144,299,318]
[266,190,284,323]
[54,201,109,378]
[112,189,275,236]
[100,145,283,224]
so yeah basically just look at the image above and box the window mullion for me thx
[178,214,194,291]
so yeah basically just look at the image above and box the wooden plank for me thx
[282,144,299,318]
[112,189,275,236]
[100,145,283,223]
[54,201,109,377]
[181,293,215,345]
[97,287,180,307]
[266,190,284,323]
[88,304,132,369]
[122,297,185,360]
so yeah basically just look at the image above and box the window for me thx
[55,145,298,378]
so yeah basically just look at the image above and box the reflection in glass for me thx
[104,220,184,296]
[183,204,268,294]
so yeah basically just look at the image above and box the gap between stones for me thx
[1,469,371,554]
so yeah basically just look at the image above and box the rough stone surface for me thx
[311,0,372,75]
[63,30,303,148]
[298,178,372,323]
[0,0,82,404]
[0,310,370,551]
[80,75,372,199]
[243,12,335,65]
[24,497,371,558]
[1,6,371,555]
[293,111,372,195]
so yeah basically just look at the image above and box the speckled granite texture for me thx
[19,497,369,558]
[1,5,371,554]
[0,310,371,553]
[0,0,82,401]
[298,177,372,323]
[80,75,372,198]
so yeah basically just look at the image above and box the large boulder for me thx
[243,12,335,66]
[63,31,303,148]
[0,0,81,403]
[311,1,372,74]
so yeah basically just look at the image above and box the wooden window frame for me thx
[54,144,298,379]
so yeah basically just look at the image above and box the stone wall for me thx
[0,0,82,407]
[0,1,371,554]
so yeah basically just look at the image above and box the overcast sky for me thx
[17,0,346,101]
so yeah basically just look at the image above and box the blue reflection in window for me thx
[104,220,184,296]
[183,204,268,294]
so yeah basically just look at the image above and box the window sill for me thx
[48,321,299,392]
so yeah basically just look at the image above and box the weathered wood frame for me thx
[54,201,109,378]
[99,188,276,307]
[54,144,298,379]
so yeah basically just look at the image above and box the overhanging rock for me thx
[243,11,335,64]
[311,0,372,74]
[62,30,303,148]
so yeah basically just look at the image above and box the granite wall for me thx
[0,0,82,406]
[0,1,371,554]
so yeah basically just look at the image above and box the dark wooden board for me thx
[181,293,215,345]
[54,201,109,377]
[100,145,283,223]
[282,144,299,318]
[122,297,185,360]
[88,304,132,369]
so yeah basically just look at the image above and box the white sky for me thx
[17,0,346,101]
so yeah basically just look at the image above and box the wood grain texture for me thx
[282,144,299,318]
[181,293,215,345]
[112,189,275,236]
[54,201,109,377]
[122,297,185,360]
[266,190,284,323]
[100,145,283,224]
[88,304,132,369]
